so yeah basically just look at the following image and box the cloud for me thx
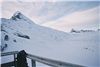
[1,1,99,20]
[0,0,3,3]
[2,0,100,2]
[36,1,100,23]
[42,6,100,32]
[1,1,100,31]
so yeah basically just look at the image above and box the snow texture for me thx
[1,11,100,67]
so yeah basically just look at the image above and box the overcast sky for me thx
[0,0,100,32]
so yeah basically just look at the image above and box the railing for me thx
[1,51,18,67]
[1,51,85,67]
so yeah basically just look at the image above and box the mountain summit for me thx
[10,11,36,26]
[11,11,23,20]
[11,11,34,23]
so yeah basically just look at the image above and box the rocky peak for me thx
[11,11,24,20]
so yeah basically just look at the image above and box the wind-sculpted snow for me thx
[1,11,100,67]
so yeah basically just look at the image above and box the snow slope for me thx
[1,11,100,67]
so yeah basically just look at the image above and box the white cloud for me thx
[0,0,3,3]
[37,0,99,1]
[1,1,100,32]
[42,6,100,32]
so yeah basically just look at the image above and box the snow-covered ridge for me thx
[1,11,100,67]
[1,11,69,51]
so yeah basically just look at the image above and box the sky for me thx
[0,0,100,32]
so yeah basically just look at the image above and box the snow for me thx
[1,12,100,67]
